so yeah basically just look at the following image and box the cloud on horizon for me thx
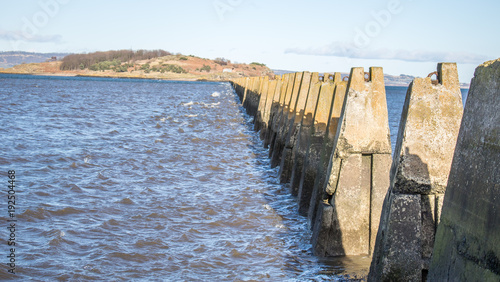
[284,42,489,64]
[0,29,62,43]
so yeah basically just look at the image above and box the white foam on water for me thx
[211,92,221,97]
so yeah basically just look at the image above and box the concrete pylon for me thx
[242,77,254,113]
[254,76,270,132]
[286,72,323,195]
[427,59,500,281]
[231,78,241,100]
[278,72,315,185]
[294,73,343,215]
[369,63,463,281]
[268,73,298,158]
[244,76,263,117]
[270,72,304,167]
[311,67,392,257]
[241,77,249,102]
[264,74,289,148]
[307,78,347,226]
[259,78,279,140]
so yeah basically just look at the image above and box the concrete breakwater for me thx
[231,60,499,281]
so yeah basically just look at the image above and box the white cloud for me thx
[284,42,489,64]
[0,29,62,43]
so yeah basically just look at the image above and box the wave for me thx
[181,101,195,106]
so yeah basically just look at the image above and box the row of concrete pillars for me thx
[230,60,499,281]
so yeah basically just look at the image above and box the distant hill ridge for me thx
[0,52,469,87]
[272,69,469,88]
[0,50,273,81]
[0,51,70,68]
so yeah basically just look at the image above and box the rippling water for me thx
[0,74,468,281]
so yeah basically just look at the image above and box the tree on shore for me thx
[60,49,172,70]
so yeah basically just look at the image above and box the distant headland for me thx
[0,50,273,81]
[0,50,469,88]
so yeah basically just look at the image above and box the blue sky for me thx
[0,0,498,82]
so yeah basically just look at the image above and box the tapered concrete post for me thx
[268,73,297,157]
[369,63,463,281]
[308,77,346,225]
[240,78,248,101]
[232,78,245,101]
[258,77,278,137]
[245,76,263,117]
[231,79,239,100]
[260,78,280,141]
[264,74,290,148]
[294,73,343,215]
[270,72,304,167]
[311,67,392,257]
[427,59,500,281]
[278,72,314,184]
[254,76,269,131]
[287,73,323,195]
[242,77,256,113]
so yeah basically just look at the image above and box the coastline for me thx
[0,70,470,88]
[0,71,234,82]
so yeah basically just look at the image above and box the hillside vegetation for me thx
[0,50,274,81]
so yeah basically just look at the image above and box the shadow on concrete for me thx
[369,146,433,281]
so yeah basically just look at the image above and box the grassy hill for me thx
[0,50,273,81]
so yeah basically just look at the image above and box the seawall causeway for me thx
[231,59,500,281]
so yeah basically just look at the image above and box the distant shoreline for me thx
[0,71,231,82]
[0,70,470,89]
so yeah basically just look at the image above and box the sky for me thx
[0,0,498,83]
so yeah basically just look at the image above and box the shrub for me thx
[250,62,266,67]
[179,56,188,61]
[200,64,211,72]
[214,57,230,65]
[114,65,128,72]
[60,49,172,70]
[160,64,187,74]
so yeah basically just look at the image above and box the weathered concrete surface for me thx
[242,76,261,117]
[270,72,305,168]
[428,59,500,281]
[287,73,324,196]
[264,74,290,148]
[307,80,347,225]
[242,77,250,104]
[268,72,298,162]
[294,73,342,215]
[240,76,253,110]
[232,77,246,102]
[279,72,315,185]
[369,63,463,281]
[311,67,392,257]
[259,78,279,141]
[254,76,269,132]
